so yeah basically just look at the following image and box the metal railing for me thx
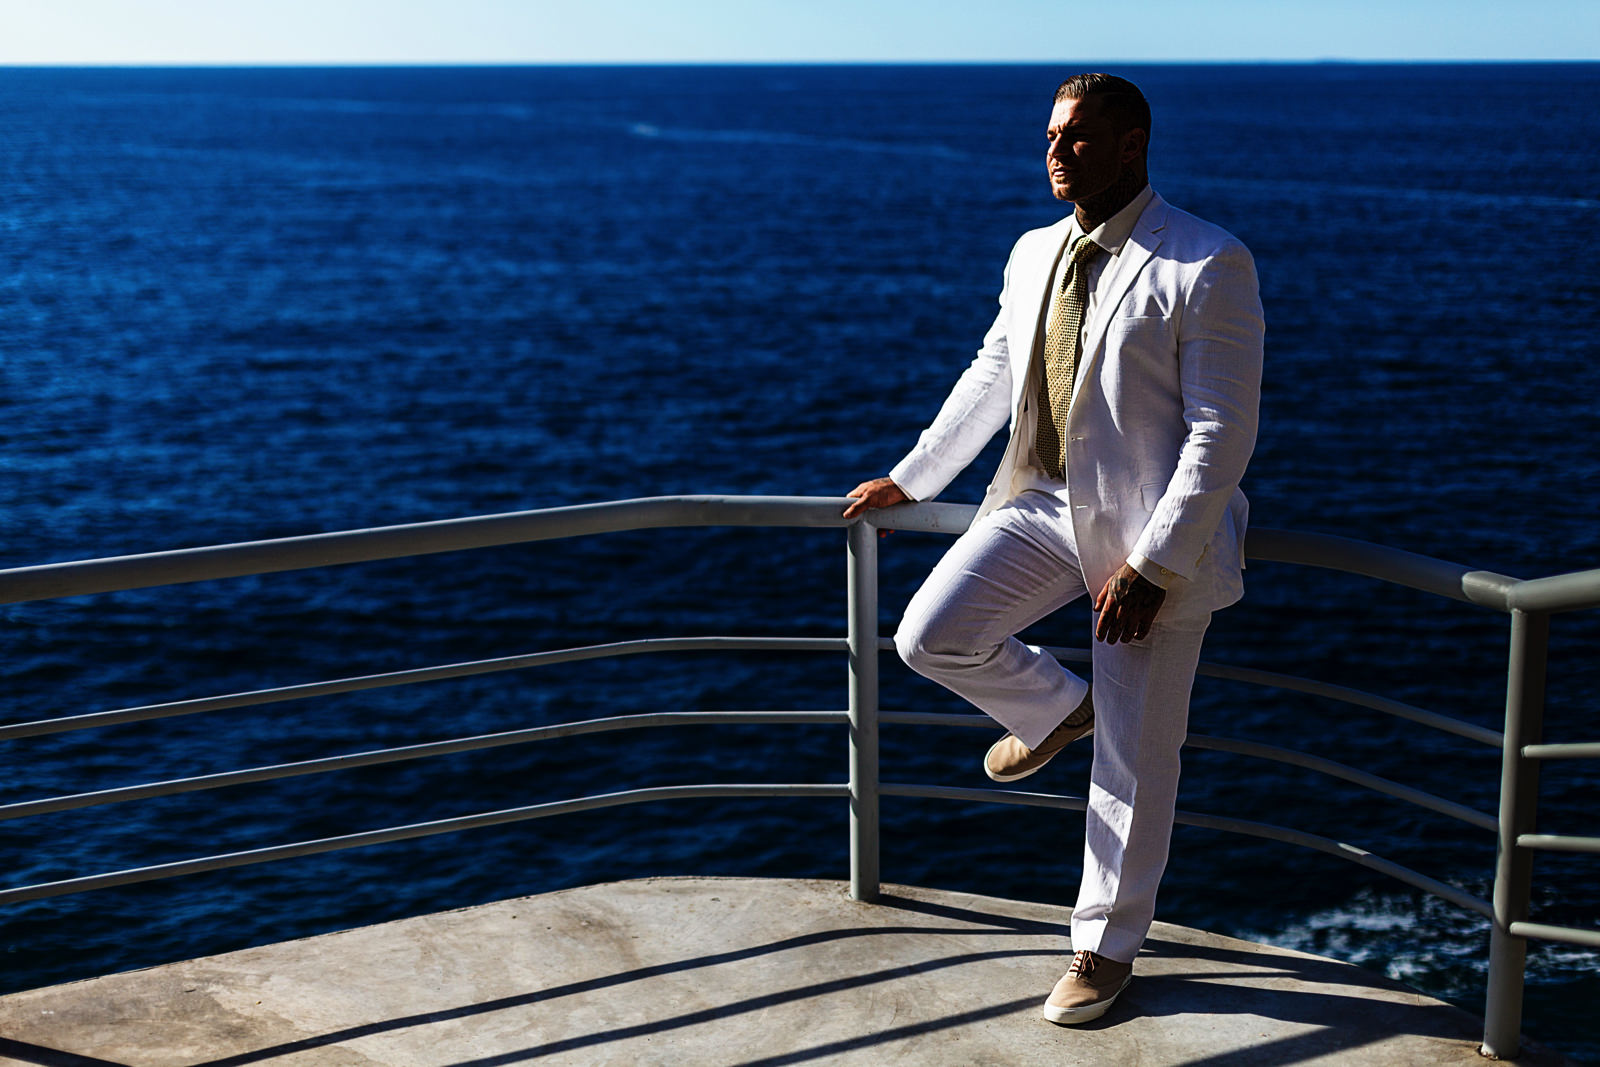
[0,495,1594,1060]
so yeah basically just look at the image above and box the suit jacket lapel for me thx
[1078,196,1167,381]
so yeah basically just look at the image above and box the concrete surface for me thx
[0,876,1574,1066]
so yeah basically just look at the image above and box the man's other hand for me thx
[843,477,910,519]
[1093,563,1167,643]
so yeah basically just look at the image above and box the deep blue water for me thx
[2,63,1598,1059]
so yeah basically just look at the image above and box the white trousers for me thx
[894,491,1209,962]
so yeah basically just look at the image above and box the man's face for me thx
[1045,95,1144,204]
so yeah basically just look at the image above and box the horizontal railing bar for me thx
[881,783,1493,920]
[1185,734,1499,832]
[1,497,1564,624]
[1505,567,1600,615]
[879,634,1097,664]
[0,782,850,906]
[0,496,862,607]
[877,715,1494,830]
[1242,528,1517,610]
[1522,742,1600,761]
[883,782,1087,811]
[867,513,1533,612]
[1173,810,1495,920]
[863,501,979,536]
[881,641,1500,748]
[0,636,847,741]
[1186,660,1504,748]
[1516,834,1600,855]
[1508,921,1600,950]
[879,711,997,728]
[0,711,851,821]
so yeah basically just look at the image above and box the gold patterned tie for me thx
[1034,235,1103,479]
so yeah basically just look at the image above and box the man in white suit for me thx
[845,73,1263,1025]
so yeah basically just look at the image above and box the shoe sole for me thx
[1041,974,1131,1025]
[983,727,1093,783]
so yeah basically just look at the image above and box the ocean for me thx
[1,63,1597,1060]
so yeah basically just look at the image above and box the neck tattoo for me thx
[1075,169,1147,234]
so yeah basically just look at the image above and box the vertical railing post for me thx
[1482,607,1550,1060]
[847,518,880,902]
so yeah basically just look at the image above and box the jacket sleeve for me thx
[888,244,1022,503]
[1130,240,1263,577]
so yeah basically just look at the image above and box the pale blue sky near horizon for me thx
[1,0,1596,64]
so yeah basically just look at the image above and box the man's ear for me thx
[1120,127,1148,164]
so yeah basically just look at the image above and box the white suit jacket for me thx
[890,192,1264,616]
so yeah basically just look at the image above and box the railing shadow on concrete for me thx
[0,495,1594,1060]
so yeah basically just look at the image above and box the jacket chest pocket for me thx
[1107,314,1175,348]
[1104,314,1180,384]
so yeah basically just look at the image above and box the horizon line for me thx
[3,57,1595,69]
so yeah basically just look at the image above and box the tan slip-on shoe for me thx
[982,686,1093,783]
[1042,949,1133,1025]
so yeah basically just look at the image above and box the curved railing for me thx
[0,495,1594,1060]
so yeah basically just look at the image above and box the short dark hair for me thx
[1054,73,1152,145]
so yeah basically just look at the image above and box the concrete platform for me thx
[0,876,1574,1066]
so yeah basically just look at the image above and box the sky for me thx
[1,0,1596,65]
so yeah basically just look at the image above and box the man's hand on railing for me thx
[843,477,910,519]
